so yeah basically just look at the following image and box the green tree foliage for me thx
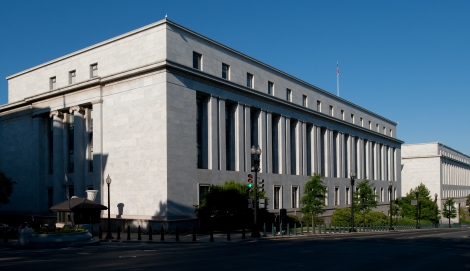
[300,173,327,227]
[301,213,324,226]
[331,208,387,225]
[353,179,378,224]
[466,194,470,213]
[442,198,457,220]
[398,183,439,222]
[0,171,16,206]
[194,180,268,220]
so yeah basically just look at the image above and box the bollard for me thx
[301,223,303,235]
[263,223,267,237]
[324,223,326,234]
[138,225,141,240]
[287,223,290,236]
[329,224,331,234]
[319,223,322,234]
[280,222,283,237]
[193,225,197,242]
[127,225,131,240]
[242,225,246,239]
[272,223,275,236]
[306,224,309,235]
[160,225,164,241]
[149,225,153,241]
[334,224,336,234]
[175,226,180,241]
[294,223,297,235]
[210,224,214,242]
[117,226,121,240]
[313,222,316,234]
[99,225,103,239]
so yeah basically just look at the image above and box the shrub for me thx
[397,217,415,225]
[286,214,300,226]
[301,213,324,226]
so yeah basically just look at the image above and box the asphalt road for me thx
[1,228,469,271]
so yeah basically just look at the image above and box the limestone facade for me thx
[0,19,402,221]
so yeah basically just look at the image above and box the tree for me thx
[300,173,327,227]
[0,171,16,206]
[399,183,439,222]
[466,194,470,213]
[353,179,378,224]
[442,198,457,221]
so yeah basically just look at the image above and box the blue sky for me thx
[1,0,469,155]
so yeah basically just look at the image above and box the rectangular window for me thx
[374,187,377,196]
[346,187,350,204]
[247,73,253,88]
[394,188,397,199]
[193,52,202,70]
[50,77,56,90]
[369,121,372,130]
[324,187,328,206]
[329,105,333,116]
[341,110,344,120]
[381,188,384,202]
[68,113,74,173]
[383,127,386,135]
[69,70,76,84]
[268,81,274,95]
[286,88,291,101]
[351,114,354,124]
[88,109,93,172]
[302,95,307,107]
[225,103,235,171]
[376,124,379,132]
[198,184,210,204]
[317,100,321,112]
[360,117,363,127]
[390,129,393,137]
[197,97,204,168]
[222,63,230,80]
[48,188,53,208]
[90,63,98,78]
[292,186,299,208]
[334,187,339,205]
[274,186,281,209]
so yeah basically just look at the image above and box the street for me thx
[1,228,469,270]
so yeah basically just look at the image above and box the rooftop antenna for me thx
[165,13,168,19]
[336,62,340,97]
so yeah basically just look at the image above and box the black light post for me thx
[388,181,394,231]
[349,170,356,232]
[251,145,261,238]
[415,191,420,229]
[434,193,438,228]
[105,174,113,239]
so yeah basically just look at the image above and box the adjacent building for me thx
[0,19,402,225]
[402,142,470,221]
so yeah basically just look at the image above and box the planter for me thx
[13,230,96,248]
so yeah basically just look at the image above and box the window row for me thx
[49,63,98,90]
[192,52,394,138]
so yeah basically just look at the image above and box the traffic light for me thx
[258,178,264,192]
[247,174,253,189]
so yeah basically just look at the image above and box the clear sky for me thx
[1,0,469,155]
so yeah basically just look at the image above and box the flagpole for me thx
[336,62,340,97]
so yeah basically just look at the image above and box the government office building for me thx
[401,142,470,222]
[0,19,403,225]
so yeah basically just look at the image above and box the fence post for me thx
[160,225,164,241]
[280,222,283,237]
[138,225,141,240]
[263,223,267,237]
[127,225,131,240]
[193,225,197,242]
[294,223,297,235]
[175,226,180,241]
[287,223,290,236]
[149,225,152,241]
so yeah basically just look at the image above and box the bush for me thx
[286,214,300,226]
[363,211,388,225]
[397,217,415,225]
[332,208,356,225]
[301,213,324,226]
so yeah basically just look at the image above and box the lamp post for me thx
[105,174,113,239]
[388,181,394,231]
[434,193,438,228]
[415,191,420,229]
[349,170,356,232]
[251,145,262,238]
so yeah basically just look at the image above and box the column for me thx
[324,129,331,177]
[285,117,291,174]
[315,126,321,174]
[349,135,355,177]
[296,120,303,175]
[339,132,345,178]
[278,115,286,174]
[218,98,226,171]
[91,101,102,203]
[235,103,244,171]
[309,126,316,175]
[366,141,372,180]
[259,110,267,173]
[395,148,401,184]
[70,106,86,198]
[50,110,64,205]
[302,121,307,176]
[244,105,251,172]
[266,111,273,174]
[356,138,363,179]
[32,115,47,212]
[208,96,218,170]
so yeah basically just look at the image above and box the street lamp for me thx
[349,170,356,232]
[388,181,394,231]
[434,193,438,228]
[251,145,261,238]
[105,174,113,239]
